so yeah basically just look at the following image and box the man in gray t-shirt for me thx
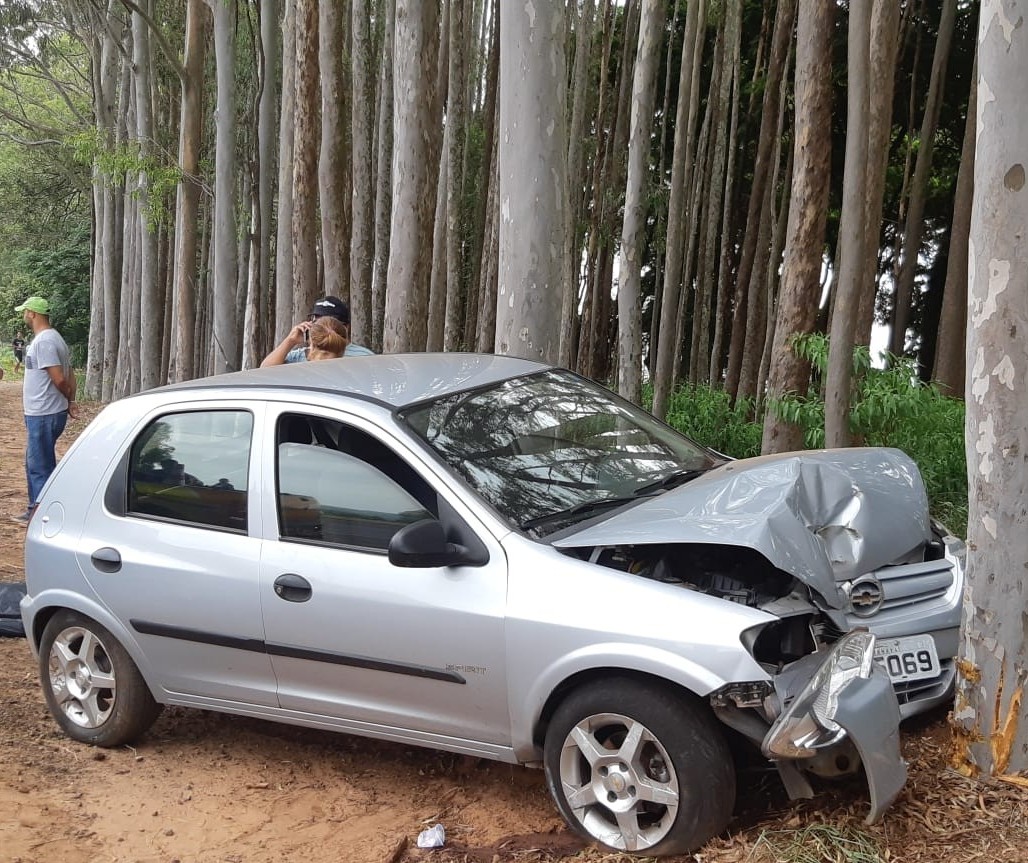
[12,296,76,525]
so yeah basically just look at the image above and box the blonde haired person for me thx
[306,317,348,361]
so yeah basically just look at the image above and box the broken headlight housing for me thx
[762,630,876,759]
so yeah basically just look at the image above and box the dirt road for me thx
[0,379,1026,863]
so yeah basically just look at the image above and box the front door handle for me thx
[273,573,312,603]
[91,547,122,573]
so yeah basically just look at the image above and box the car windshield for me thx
[399,370,721,535]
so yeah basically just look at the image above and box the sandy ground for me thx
[1,378,1027,863]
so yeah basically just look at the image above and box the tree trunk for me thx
[206,0,239,374]
[690,0,740,390]
[475,114,499,352]
[952,0,1028,778]
[350,0,375,344]
[889,0,957,358]
[464,0,499,350]
[255,0,277,363]
[319,1,348,304]
[494,0,566,363]
[383,0,440,353]
[933,50,976,397]
[824,0,871,448]
[442,0,466,351]
[170,0,206,383]
[559,0,595,367]
[292,0,320,323]
[761,0,834,454]
[617,0,665,403]
[275,0,298,341]
[651,0,706,417]
[371,0,395,352]
[131,0,160,391]
[724,0,795,402]
[427,120,448,352]
[854,0,901,347]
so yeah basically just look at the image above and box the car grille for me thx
[871,558,954,611]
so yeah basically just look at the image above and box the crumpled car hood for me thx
[552,448,931,608]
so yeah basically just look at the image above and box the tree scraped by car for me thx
[20,353,963,855]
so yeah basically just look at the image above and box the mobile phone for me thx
[303,326,310,345]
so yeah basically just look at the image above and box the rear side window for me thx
[128,410,253,532]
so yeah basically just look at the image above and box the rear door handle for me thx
[273,573,312,603]
[91,547,122,573]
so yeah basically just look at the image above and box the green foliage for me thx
[653,382,763,459]
[0,225,91,364]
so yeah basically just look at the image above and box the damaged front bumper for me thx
[714,631,906,824]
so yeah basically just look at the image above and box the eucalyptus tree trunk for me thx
[824,0,872,449]
[131,0,160,391]
[617,0,665,403]
[206,0,239,374]
[383,0,439,352]
[651,0,705,418]
[320,1,348,304]
[933,51,976,397]
[275,0,298,341]
[371,0,395,352]
[559,0,595,367]
[889,0,957,358]
[256,0,277,361]
[171,0,206,382]
[761,0,834,454]
[443,0,467,351]
[292,0,320,323]
[724,0,795,402]
[427,120,448,352]
[691,0,741,389]
[110,28,132,400]
[464,0,498,349]
[494,0,566,363]
[475,114,499,352]
[953,0,1028,778]
[737,49,791,406]
[81,0,121,399]
[350,0,375,343]
[426,2,450,352]
[854,0,901,347]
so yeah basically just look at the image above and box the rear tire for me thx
[543,677,735,855]
[39,610,162,746]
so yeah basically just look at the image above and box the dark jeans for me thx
[25,411,68,508]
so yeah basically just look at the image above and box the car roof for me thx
[152,352,551,409]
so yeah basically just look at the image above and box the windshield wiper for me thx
[630,468,708,498]
[520,495,639,531]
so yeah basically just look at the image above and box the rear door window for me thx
[128,410,253,533]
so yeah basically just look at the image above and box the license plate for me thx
[873,634,940,683]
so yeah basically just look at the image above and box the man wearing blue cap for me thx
[11,296,76,526]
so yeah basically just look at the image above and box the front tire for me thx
[39,610,162,746]
[543,677,735,856]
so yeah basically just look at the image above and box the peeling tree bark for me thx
[952,0,1028,779]
[495,0,566,363]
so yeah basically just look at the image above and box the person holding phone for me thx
[260,296,374,367]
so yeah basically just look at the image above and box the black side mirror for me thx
[389,519,467,568]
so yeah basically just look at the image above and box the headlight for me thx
[762,630,876,759]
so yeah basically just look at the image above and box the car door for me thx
[75,402,277,706]
[257,406,511,749]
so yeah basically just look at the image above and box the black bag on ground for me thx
[0,582,27,637]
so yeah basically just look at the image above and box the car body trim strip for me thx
[129,620,466,684]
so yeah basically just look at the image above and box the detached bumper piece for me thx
[762,630,907,823]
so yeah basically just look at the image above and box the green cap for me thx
[15,296,50,315]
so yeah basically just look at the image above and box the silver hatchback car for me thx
[21,354,964,855]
